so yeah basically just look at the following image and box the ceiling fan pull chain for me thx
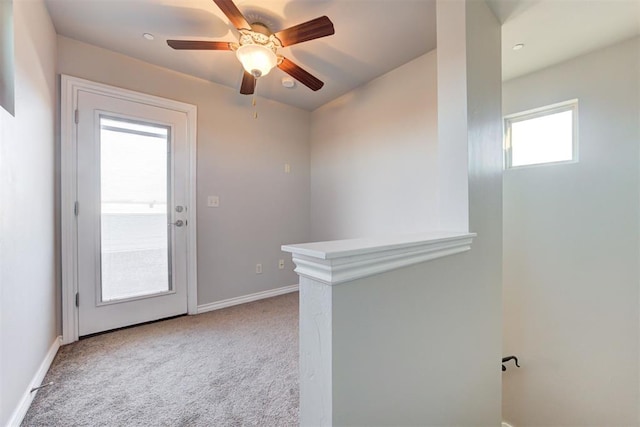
[253,96,257,119]
[252,78,259,119]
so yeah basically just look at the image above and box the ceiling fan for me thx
[167,0,335,95]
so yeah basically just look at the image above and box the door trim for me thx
[61,75,198,344]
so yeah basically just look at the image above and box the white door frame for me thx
[61,75,198,344]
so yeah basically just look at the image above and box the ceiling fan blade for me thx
[274,16,335,47]
[167,40,231,50]
[240,71,256,95]
[278,58,324,91]
[212,0,251,30]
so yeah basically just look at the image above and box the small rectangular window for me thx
[504,100,578,169]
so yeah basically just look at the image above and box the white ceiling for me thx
[45,0,640,111]
[495,0,640,81]
[45,0,437,111]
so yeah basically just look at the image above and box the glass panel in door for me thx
[99,117,171,302]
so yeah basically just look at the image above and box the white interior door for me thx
[76,90,189,336]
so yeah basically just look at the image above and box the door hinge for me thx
[74,109,79,124]
[75,292,79,307]
[74,201,79,216]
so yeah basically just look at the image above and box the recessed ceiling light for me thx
[513,43,524,51]
[143,33,155,41]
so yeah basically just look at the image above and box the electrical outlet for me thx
[207,196,219,207]
[278,259,285,269]
[255,263,262,274]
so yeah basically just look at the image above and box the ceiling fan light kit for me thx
[167,0,334,95]
[234,28,281,78]
[235,44,277,78]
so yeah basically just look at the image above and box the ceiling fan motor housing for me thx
[250,22,271,36]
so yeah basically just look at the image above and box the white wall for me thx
[331,248,501,425]
[299,1,503,424]
[57,37,311,306]
[0,0,58,425]
[436,0,469,232]
[309,50,439,241]
[502,36,640,426]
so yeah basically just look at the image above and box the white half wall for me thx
[502,36,640,426]
[0,0,58,425]
[330,247,500,425]
[309,50,439,241]
[57,37,311,306]
[289,1,503,424]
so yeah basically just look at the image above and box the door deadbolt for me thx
[175,206,184,213]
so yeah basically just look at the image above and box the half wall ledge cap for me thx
[281,231,476,285]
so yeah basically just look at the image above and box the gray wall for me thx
[322,1,503,424]
[0,0,58,424]
[57,37,311,306]
[0,0,15,116]
[502,36,640,426]
[2,1,504,423]
[309,51,439,241]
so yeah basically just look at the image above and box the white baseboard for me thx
[197,284,299,314]
[7,335,62,427]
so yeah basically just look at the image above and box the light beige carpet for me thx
[22,292,299,426]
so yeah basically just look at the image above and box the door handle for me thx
[170,220,184,227]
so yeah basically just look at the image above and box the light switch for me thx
[284,163,291,174]
[207,196,219,207]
